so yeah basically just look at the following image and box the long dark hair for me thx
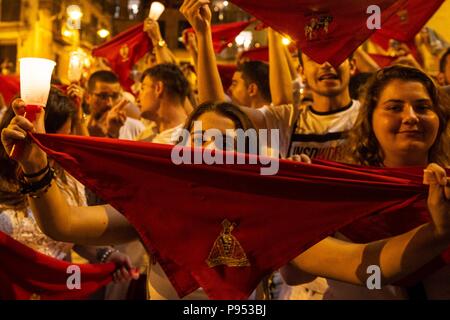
[344,65,450,167]
[0,88,75,183]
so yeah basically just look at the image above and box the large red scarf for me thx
[29,133,449,299]
[230,0,405,67]
[0,231,114,300]
[372,0,444,44]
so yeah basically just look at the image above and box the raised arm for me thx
[353,46,380,73]
[1,100,138,246]
[144,18,177,65]
[282,164,450,286]
[180,0,225,103]
[268,28,294,106]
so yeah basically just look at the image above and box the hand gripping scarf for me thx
[0,231,114,300]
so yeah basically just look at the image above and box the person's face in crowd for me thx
[438,54,450,86]
[190,111,237,151]
[228,71,252,107]
[87,81,122,120]
[372,79,440,166]
[300,53,354,98]
[138,75,161,120]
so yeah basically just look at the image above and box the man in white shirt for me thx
[84,70,145,140]
[228,61,272,109]
[134,63,190,144]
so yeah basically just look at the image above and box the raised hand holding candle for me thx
[10,58,56,158]
[148,2,165,21]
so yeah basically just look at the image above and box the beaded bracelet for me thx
[97,248,118,263]
[19,167,55,198]
[23,163,50,178]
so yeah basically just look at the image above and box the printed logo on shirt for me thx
[289,132,347,161]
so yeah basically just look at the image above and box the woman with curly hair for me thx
[282,65,450,299]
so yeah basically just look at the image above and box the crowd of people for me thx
[1,0,450,300]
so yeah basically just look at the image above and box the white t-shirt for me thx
[258,101,361,160]
[118,117,145,140]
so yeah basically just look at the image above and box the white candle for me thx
[148,2,165,21]
[68,52,83,83]
[20,58,56,107]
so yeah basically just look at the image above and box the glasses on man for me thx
[93,92,121,101]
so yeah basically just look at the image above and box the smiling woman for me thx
[345,65,450,168]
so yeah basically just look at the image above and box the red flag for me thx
[92,23,152,91]
[184,19,255,53]
[374,0,445,43]
[0,231,114,300]
[368,53,397,68]
[230,0,405,67]
[28,133,450,299]
[240,46,269,62]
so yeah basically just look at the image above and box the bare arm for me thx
[144,18,177,65]
[29,183,137,245]
[183,31,199,73]
[180,0,225,103]
[1,100,138,246]
[268,28,293,106]
[67,84,89,136]
[354,46,380,73]
[180,0,266,127]
[284,223,450,286]
[282,164,450,286]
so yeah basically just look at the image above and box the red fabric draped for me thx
[28,133,450,299]
[368,53,397,68]
[0,231,114,300]
[92,23,152,92]
[184,19,255,53]
[0,75,20,105]
[230,0,405,67]
[373,0,444,44]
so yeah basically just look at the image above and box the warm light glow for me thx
[235,31,252,49]
[62,29,73,37]
[148,2,165,20]
[68,52,83,82]
[19,58,56,107]
[282,37,291,46]
[67,5,83,20]
[131,4,139,14]
[223,1,229,6]
[97,29,110,38]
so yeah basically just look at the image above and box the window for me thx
[0,45,18,74]
[128,0,140,19]
[0,0,21,21]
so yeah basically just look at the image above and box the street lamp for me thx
[66,5,82,30]
[235,31,252,50]
[97,29,110,39]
